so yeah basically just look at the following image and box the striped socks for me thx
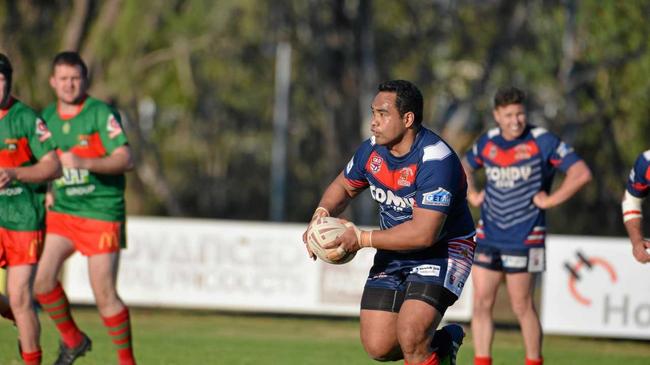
[35,282,84,348]
[102,307,136,365]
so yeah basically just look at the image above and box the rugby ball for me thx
[306,216,356,264]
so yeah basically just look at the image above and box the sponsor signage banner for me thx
[64,217,472,320]
[542,235,650,339]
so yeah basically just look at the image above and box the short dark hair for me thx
[0,53,13,108]
[377,80,423,125]
[52,51,88,79]
[494,86,526,109]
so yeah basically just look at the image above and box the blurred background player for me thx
[622,150,650,263]
[462,86,592,365]
[33,51,136,365]
[0,53,61,365]
[303,80,475,365]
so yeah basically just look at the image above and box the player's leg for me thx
[397,298,443,364]
[359,287,403,361]
[505,272,542,364]
[33,233,88,355]
[88,251,135,365]
[7,264,42,364]
[471,245,504,365]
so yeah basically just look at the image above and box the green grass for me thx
[2,307,650,364]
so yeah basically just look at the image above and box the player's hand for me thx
[45,192,55,210]
[631,238,650,264]
[322,220,362,261]
[533,191,554,209]
[0,168,16,189]
[467,190,485,207]
[302,207,330,261]
[59,151,86,169]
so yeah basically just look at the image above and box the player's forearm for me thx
[462,158,480,194]
[624,218,645,242]
[317,173,359,217]
[364,212,446,251]
[548,160,592,207]
[13,153,61,183]
[83,147,134,175]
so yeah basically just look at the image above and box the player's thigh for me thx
[6,264,36,306]
[472,265,503,303]
[396,298,442,348]
[505,271,536,304]
[87,251,120,296]
[35,234,75,288]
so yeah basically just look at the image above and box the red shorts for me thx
[0,228,43,268]
[46,211,125,256]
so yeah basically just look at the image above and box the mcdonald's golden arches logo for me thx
[99,232,119,250]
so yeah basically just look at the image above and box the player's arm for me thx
[462,156,484,207]
[0,150,61,188]
[533,160,592,209]
[59,145,134,175]
[622,190,650,263]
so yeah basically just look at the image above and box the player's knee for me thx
[510,297,535,318]
[473,296,495,314]
[362,339,402,361]
[8,291,32,312]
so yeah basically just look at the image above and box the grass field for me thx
[1,307,650,365]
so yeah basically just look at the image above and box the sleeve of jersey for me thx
[414,147,459,215]
[542,133,580,172]
[626,154,650,198]
[97,107,129,154]
[343,141,371,189]
[26,114,57,160]
[464,137,484,170]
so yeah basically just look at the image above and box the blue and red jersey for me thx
[626,150,650,198]
[465,125,581,248]
[344,127,475,246]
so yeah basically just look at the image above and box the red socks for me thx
[526,357,543,365]
[404,352,439,365]
[475,356,492,365]
[35,283,84,348]
[102,308,136,365]
[22,349,42,365]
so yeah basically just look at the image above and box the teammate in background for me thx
[33,51,136,365]
[0,53,62,365]
[622,150,650,263]
[303,80,475,365]
[463,87,592,365]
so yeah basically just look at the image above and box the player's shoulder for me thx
[41,102,57,120]
[10,99,38,117]
[419,128,454,163]
[528,125,561,142]
[84,96,116,115]
[640,150,650,162]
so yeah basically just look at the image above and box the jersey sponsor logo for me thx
[485,165,532,188]
[370,155,383,173]
[421,187,451,207]
[514,143,533,160]
[55,168,90,187]
[65,184,96,196]
[397,167,414,187]
[107,114,123,139]
[99,232,119,250]
[528,247,545,272]
[555,142,573,159]
[0,187,23,196]
[369,184,415,211]
[500,254,527,269]
[410,264,441,277]
[35,118,52,142]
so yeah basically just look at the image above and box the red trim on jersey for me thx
[346,178,369,189]
[69,132,107,158]
[623,210,642,216]
[365,151,416,190]
[645,166,650,181]
[57,95,87,120]
[524,239,545,245]
[631,182,649,193]
[481,140,540,167]
[0,137,32,167]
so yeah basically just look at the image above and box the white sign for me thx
[63,217,472,321]
[541,235,650,339]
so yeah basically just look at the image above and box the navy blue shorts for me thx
[362,237,475,311]
[473,243,545,273]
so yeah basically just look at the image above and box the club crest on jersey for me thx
[107,114,123,139]
[422,187,451,207]
[488,145,498,159]
[4,138,17,151]
[397,167,414,187]
[35,118,52,142]
[370,155,383,173]
[514,143,532,160]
